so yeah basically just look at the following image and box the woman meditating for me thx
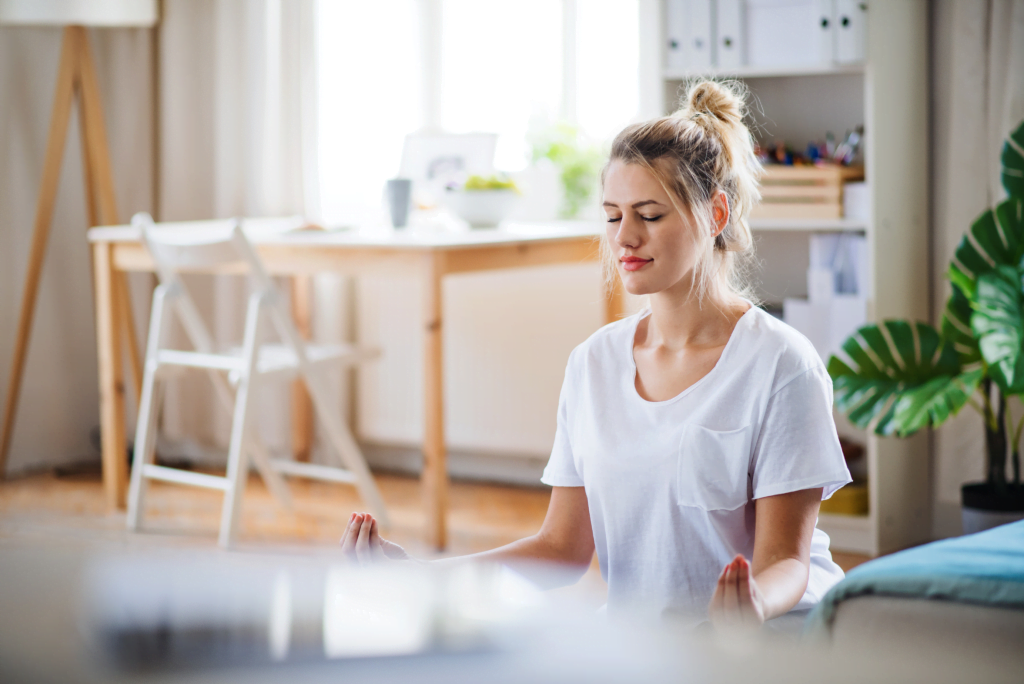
[341,80,852,630]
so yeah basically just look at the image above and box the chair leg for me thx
[218,294,264,549]
[303,372,390,528]
[127,369,163,530]
[218,388,253,549]
[203,370,293,511]
[127,287,171,531]
[245,425,294,510]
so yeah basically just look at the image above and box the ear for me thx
[711,191,730,237]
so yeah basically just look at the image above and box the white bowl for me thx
[445,189,519,228]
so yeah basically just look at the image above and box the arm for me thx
[341,486,596,589]
[708,486,822,627]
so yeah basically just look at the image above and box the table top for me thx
[87,219,603,251]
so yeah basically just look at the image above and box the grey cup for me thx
[386,178,412,228]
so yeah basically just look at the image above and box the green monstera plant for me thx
[828,120,1024,511]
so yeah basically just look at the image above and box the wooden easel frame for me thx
[0,26,143,480]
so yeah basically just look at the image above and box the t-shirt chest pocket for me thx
[677,423,753,511]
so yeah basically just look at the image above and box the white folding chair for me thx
[126,212,389,547]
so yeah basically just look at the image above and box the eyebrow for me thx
[602,200,666,209]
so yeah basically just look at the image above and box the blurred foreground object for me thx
[2,544,1023,683]
[86,554,549,667]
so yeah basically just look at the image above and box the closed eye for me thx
[606,215,663,223]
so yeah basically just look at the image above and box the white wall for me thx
[0,26,153,475]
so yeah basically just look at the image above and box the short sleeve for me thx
[750,365,852,501]
[540,353,584,487]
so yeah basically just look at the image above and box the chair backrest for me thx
[133,212,309,358]
[133,212,280,291]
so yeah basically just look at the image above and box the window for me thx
[576,0,640,142]
[439,0,563,171]
[317,0,639,225]
[317,0,421,225]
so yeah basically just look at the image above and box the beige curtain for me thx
[931,0,1024,537]
[0,27,153,475]
[158,0,326,464]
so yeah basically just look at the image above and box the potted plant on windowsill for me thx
[828,120,1024,535]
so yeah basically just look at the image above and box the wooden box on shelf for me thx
[820,482,869,516]
[752,164,865,220]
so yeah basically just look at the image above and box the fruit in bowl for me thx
[445,175,520,228]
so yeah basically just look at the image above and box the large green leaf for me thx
[948,198,1024,298]
[892,368,983,435]
[828,321,963,437]
[941,283,981,366]
[971,265,1024,393]
[1002,120,1024,200]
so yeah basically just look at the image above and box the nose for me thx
[614,214,643,251]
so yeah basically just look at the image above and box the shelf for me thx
[750,218,867,232]
[663,62,865,81]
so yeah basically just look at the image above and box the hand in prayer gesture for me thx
[708,554,766,629]
[339,512,412,564]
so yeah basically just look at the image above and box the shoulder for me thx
[564,310,642,377]
[740,307,827,393]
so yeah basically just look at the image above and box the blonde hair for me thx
[601,79,762,307]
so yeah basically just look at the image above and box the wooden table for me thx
[87,221,622,549]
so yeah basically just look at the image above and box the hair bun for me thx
[682,80,744,125]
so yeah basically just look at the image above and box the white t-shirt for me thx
[541,305,852,622]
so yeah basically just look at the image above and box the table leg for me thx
[605,272,626,325]
[116,271,144,403]
[93,243,128,510]
[291,275,313,461]
[422,253,448,550]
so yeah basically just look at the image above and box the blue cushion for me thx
[806,519,1024,633]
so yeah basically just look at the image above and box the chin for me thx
[619,273,660,297]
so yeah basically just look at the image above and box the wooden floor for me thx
[0,469,868,606]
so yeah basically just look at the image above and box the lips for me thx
[620,256,653,272]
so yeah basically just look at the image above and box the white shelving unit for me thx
[645,1,931,556]
[750,218,867,233]
[663,62,864,80]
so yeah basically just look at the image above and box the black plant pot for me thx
[961,483,1024,534]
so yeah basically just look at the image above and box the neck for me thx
[644,277,746,351]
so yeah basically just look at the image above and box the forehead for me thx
[603,160,673,205]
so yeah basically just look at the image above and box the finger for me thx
[341,514,362,556]
[723,561,739,618]
[737,557,753,622]
[355,517,373,563]
[711,565,728,618]
[368,518,387,561]
[339,513,356,549]
[369,516,386,550]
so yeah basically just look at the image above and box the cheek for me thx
[655,224,696,266]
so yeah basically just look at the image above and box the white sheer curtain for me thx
[931,0,1024,536]
[158,0,324,462]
